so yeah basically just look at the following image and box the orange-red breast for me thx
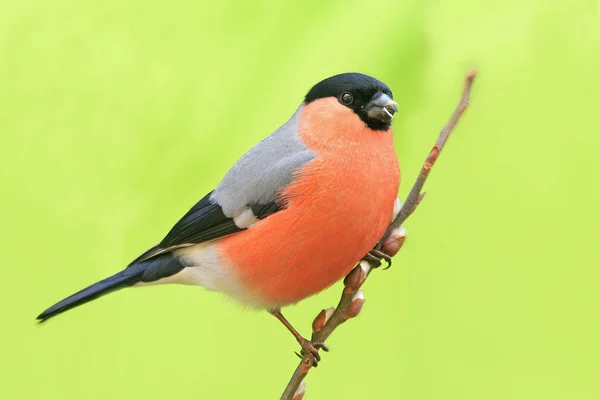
[38,72,401,355]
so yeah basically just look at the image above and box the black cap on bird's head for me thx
[304,73,398,131]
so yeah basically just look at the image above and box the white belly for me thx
[134,242,260,307]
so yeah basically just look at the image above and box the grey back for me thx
[211,105,316,217]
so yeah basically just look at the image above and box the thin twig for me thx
[381,68,477,239]
[280,68,477,400]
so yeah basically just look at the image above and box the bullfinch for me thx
[38,72,401,359]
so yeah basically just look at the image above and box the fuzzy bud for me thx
[343,265,366,293]
[312,307,335,333]
[359,260,372,276]
[392,197,402,220]
[346,290,365,319]
[381,226,407,257]
[424,146,440,169]
[292,381,306,400]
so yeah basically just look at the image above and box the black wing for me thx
[129,191,280,265]
[160,191,239,248]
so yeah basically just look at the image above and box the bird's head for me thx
[304,73,397,131]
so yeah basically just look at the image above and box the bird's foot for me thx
[364,249,392,269]
[295,338,329,367]
[269,308,329,367]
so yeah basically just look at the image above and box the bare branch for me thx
[280,68,477,400]
[381,68,476,240]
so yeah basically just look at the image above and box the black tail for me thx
[37,254,184,322]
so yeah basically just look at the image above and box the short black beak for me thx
[365,92,398,123]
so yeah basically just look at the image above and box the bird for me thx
[37,72,401,361]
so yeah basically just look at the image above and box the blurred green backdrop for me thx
[2,0,599,399]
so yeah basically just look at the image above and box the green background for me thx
[2,0,599,399]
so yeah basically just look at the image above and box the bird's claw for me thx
[363,252,382,267]
[297,338,328,367]
[364,249,392,269]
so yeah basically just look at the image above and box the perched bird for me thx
[38,72,401,360]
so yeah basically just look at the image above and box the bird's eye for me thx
[339,92,353,105]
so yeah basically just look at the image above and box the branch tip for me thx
[467,68,477,80]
